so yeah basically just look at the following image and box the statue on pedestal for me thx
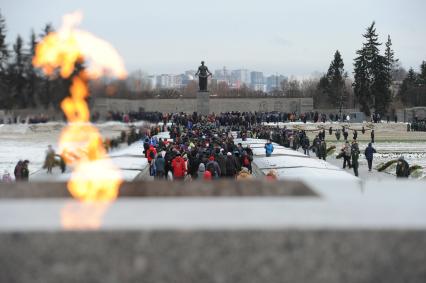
[195,61,212,92]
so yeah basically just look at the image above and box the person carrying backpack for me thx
[205,156,221,179]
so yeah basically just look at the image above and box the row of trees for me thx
[0,11,74,110]
[317,22,425,116]
[0,11,424,115]
[398,62,426,106]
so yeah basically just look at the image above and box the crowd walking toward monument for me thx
[2,110,420,183]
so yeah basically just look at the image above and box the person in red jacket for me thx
[146,145,157,176]
[171,152,186,180]
[146,145,157,163]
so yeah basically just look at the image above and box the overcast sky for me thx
[1,0,425,76]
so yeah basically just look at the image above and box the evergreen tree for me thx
[326,50,345,108]
[406,67,417,82]
[420,61,426,83]
[0,10,9,109]
[315,75,330,108]
[9,35,28,108]
[353,22,392,116]
[0,10,8,72]
[26,29,38,107]
[398,66,426,106]
[38,24,54,108]
[353,45,371,115]
[385,36,396,73]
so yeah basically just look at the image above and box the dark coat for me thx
[364,144,376,160]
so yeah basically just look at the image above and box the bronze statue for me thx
[195,61,212,92]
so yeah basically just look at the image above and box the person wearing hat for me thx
[225,152,238,178]
[205,156,221,179]
[197,163,206,179]
[236,167,252,180]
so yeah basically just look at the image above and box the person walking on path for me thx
[364,142,376,172]
[371,129,375,143]
[264,139,274,157]
[342,141,352,169]
[154,154,166,180]
[351,140,360,177]
[318,140,327,161]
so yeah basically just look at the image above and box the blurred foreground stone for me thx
[0,180,425,283]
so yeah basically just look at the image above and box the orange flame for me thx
[33,11,127,228]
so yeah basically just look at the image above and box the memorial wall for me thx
[93,97,314,115]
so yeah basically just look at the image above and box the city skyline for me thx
[126,67,289,92]
[1,0,426,76]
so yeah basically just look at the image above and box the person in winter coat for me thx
[225,152,238,178]
[351,140,360,177]
[21,160,29,182]
[318,140,327,161]
[205,156,221,179]
[146,145,157,164]
[197,163,206,179]
[343,129,349,141]
[364,142,376,172]
[154,154,166,180]
[342,141,352,169]
[171,153,186,180]
[14,160,23,181]
[301,135,310,156]
[215,151,227,177]
[396,156,410,178]
[236,167,252,180]
[335,129,341,141]
[264,140,274,157]
[44,145,55,173]
[241,151,252,173]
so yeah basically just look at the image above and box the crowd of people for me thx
[142,122,257,181]
[409,120,426,131]
[1,110,418,183]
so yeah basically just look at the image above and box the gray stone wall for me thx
[1,230,425,283]
[92,97,314,116]
[403,107,426,122]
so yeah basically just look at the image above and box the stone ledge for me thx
[0,180,317,198]
[0,230,425,283]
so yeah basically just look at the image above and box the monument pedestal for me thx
[197,91,210,115]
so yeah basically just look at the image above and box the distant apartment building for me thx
[232,69,251,88]
[250,71,266,92]
[126,71,156,91]
[156,74,183,89]
[266,75,287,92]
